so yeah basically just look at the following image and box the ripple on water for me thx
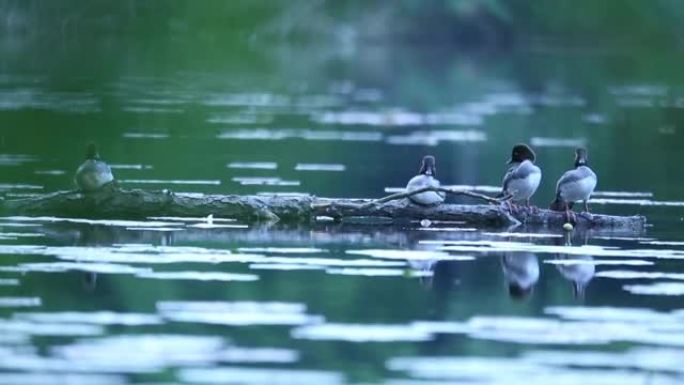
[121,132,170,139]
[22,334,227,373]
[121,179,221,185]
[179,367,343,385]
[345,249,473,261]
[291,323,433,342]
[530,137,586,148]
[0,216,184,228]
[623,282,684,296]
[231,177,300,186]
[590,198,684,207]
[217,128,383,142]
[0,297,41,307]
[420,239,684,261]
[0,154,37,166]
[13,312,162,326]
[386,130,487,146]
[386,355,682,384]
[294,163,346,172]
[108,164,154,170]
[0,319,103,336]
[12,262,152,275]
[596,270,684,280]
[0,373,126,385]
[0,183,43,191]
[325,268,431,277]
[227,161,278,170]
[136,270,259,282]
[157,301,324,326]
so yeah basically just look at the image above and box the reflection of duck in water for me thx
[406,155,445,206]
[554,231,595,298]
[502,252,540,299]
[74,143,115,192]
[555,254,595,299]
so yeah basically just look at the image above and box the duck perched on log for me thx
[549,148,598,222]
[74,143,115,193]
[406,155,445,206]
[499,144,542,211]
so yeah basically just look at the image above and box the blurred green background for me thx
[2,0,684,204]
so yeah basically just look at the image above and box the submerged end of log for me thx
[0,187,646,232]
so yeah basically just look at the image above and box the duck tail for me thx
[549,191,564,211]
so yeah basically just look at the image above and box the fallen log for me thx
[0,186,646,232]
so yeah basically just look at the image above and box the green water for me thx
[2,10,684,385]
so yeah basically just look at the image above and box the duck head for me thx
[418,155,437,176]
[508,283,533,300]
[85,142,100,160]
[574,148,588,168]
[507,144,536,164]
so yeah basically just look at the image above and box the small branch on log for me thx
[363,186,502,208]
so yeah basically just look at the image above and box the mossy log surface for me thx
[0,187,646,231]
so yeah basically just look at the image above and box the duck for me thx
[406,155,445,206]
[499,144,542,209]
[549,148,597,220]
[74,143,115,192]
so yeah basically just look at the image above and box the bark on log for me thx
[0,186,646,232]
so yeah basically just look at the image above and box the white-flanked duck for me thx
[74,143,115,192]
[549,148,597,220]
[406,155,445,206]
[499,144,542,209]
